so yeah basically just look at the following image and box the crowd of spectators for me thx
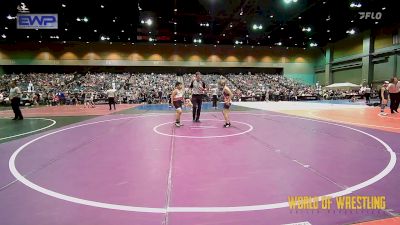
[0,72,373,106]
[0,72,178,106]
[226,73,318,101]
[182,74,240,100]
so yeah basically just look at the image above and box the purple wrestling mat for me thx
[0,112,399,225]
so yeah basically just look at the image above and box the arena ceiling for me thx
[0,0,398,48]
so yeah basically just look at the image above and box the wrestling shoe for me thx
[223,123,231,128]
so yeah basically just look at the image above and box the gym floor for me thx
[0,102,399,225]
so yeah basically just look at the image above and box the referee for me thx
[388,77,399,113]
[9,81,23,120]
[190,72,206,122]
[106,87,117,110]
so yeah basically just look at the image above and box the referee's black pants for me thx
[394,93,400,112]
[389,93,399,113]
[191,94,203,121]
[212,95,218,107]
[108,97,116,110]
[11,97,23,119]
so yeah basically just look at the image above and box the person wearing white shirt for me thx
[364,85,371,104]
[210,82,218,109]
[9,81,23,120]
[106,88,116,110]
[28,81,34,92]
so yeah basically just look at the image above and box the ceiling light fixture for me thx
[252,24,263,30]
[346,29,356,35]
[100,36,110,41]
[284,0,298,4]
[350,2,362,8]
[146,19,152,26]
[141,18,153,26]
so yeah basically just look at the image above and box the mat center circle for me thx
[153,119,253,138]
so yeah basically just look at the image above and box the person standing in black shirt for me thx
[9,81,23,120]
[379,81,390,116]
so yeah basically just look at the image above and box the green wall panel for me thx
[283,62,315,84]
[333,36,363,60]
[333,67,362,84]
[285,73,315,85]
[397,54,400,76]
[373,56,395,82]
[315,72,327,86]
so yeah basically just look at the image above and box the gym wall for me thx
[0,42,321,84]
